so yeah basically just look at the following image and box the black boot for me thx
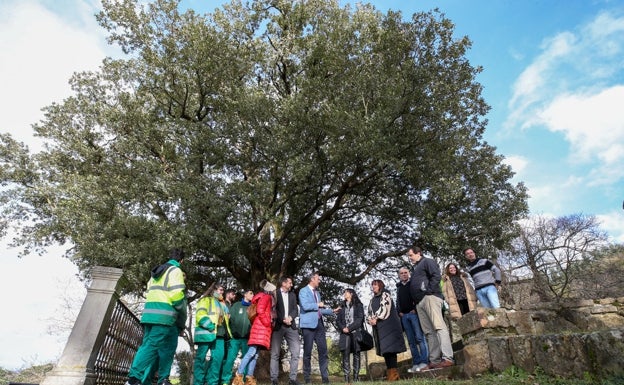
[342,352,351,384]
[353,352,361,382]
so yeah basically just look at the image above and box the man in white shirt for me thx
[270,276,301,385]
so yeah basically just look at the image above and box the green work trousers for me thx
[194,338,226,385]
[221,338,249,384]
[128,323,179,385]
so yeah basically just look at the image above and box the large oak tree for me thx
[0,0,527,297]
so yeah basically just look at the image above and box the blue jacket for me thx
[298,285,333,329]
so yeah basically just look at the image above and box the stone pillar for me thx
[41,266,124,385]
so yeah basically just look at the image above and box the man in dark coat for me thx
[270,276,301,385]
[408,245,454,369]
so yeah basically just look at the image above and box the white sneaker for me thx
[408,363,429,373]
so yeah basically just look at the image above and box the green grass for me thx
[351,372,624,385]
[283,368,624,385]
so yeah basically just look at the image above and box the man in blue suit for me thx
[298,272,334,384]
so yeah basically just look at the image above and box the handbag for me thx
[357,327,374,351]
[247,303,258,322]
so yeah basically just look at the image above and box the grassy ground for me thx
[395,372,624,385]
[295,368,624,385]
[162,371,624,385]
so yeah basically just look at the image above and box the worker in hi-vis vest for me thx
[193,282,232,385]
[125,248,188,385]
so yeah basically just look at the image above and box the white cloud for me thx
[506,10,624,131]
[504,10,624,222]
[0,0,110,369]
[596,211,624,243]
[586,161,624,187]
[2,246,86,370]
[507,31,576,129]
[582,11,624,78]
[537,86,624,165]
[502,155,528,176]
[0,0,110,151]
[561,174,584,188]
[525,184,561,213]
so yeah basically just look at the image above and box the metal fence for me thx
[94,299,144,385]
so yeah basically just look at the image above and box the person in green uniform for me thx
[221,289,254,385]
[125,248,188,385]
[193,282,232,385]
[218,288,238,384]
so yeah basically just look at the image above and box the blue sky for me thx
[1,0,624,370]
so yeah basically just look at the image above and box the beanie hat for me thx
[263,281,276,292]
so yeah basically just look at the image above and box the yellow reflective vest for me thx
[195,296,232,343]
[141,260,187,327]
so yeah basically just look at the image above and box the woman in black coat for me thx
[367,279,406,381]
[335,288,365,383]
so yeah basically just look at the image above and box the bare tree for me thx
[45,277,87,337]
[575,244,624,299]
[500,214,610,302]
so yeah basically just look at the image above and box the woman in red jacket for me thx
[232,279,276,385]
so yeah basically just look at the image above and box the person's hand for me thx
[318,301,325,308]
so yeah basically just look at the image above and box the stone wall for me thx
[456,297,624,378]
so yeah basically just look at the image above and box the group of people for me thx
[196,272,338,385]
[122,259,337,385]
[124,245,502,385]
[190,276,302,385]
[396,245,502,375]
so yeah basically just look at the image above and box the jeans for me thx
[238,345,259,377]
[401,312,429,365]
[476,285,500,308]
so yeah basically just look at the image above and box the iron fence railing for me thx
[94,299,143,385]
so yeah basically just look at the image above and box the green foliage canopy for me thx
[0,0,527,296]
